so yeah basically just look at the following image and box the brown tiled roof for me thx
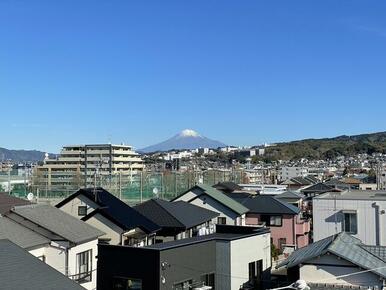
[0,193,31,215]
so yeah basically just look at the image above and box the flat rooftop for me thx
[144,227,270,251]
[315,190,386,201]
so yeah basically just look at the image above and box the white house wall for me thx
[68,239,99,290]
[313,198,386,246]
[84,213,123,245]
[29,244,67,277]
[300,254,383,288]
[58,195,99,219]
[230,233,271,290]
[175,190,241,225]
[44,245,67,275]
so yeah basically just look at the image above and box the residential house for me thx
[275,191,305,209]
[323,179,351,191]
[6,204,104,290]
[341,177,362,189]
[56,187,160,245]
[0,239,84,290]
[300,183,340,218]
[277,232,386,289]
[227,193,310,250]
[301,183,335,199]
[281,176,319,190]
[172,184,249,226]
[313,190,386,246]
[133,198,219,242]
[97,225,272,290]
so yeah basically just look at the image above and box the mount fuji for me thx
[140,129,227,153]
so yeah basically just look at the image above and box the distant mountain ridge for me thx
[260,131,386,161]
[0,148,48,162]
[141,129,227,153]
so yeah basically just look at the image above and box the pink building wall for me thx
[245,213,309,249]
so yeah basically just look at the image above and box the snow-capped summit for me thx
[140,129,226,153]
[178,129,200,138]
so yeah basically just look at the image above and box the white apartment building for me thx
[313,190,386,246]
[280,166,308,181]
[35,144,144,189]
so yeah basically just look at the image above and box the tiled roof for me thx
[227,193,300,215]
[0,239,84,290]
[301,182,334,194]
[57,188,160,233]
[0,216,50,249]
[175,184,248,215]
[11,204,104,244]
[278,232,386,279]
[134,199,219,230]
[0,193,31,215]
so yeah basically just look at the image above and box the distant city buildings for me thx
[280,166,309,181]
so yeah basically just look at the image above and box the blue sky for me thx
[1,0,386,152]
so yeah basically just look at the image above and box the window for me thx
[248,260,263,288]
[260,215,282,227]
[343,212,357,234]
[112,277,142,290]
[75,250,92,283]
[217,217,227,225]
[78,206,87,216]
[270,216,282,227]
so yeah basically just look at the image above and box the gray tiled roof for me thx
[227,193,300,215]
[134,199,219,229]
[11,204,104,244]
[0,216,49,249]
[0,239,84,290]
[278,232,386,279]
[276,191,304,200]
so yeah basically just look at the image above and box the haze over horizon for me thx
[1,0,386,152]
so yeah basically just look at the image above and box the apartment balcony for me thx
[84,149,110,155]
[58,157,84,162]
[60,150,82,155]
[112,156,142,162]
[112,149,137,155]
[295,219,311,235]
[112,163,144,169]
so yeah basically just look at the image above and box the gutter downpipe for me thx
[65,247,69,277]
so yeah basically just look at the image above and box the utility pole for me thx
[8,167,11,194]
[119,171,122,200]
[140,171,143,203]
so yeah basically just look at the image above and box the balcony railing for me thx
[70,271,92,284]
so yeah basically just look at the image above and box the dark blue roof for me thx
[57,188,160,234]
[134,199,219,230]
